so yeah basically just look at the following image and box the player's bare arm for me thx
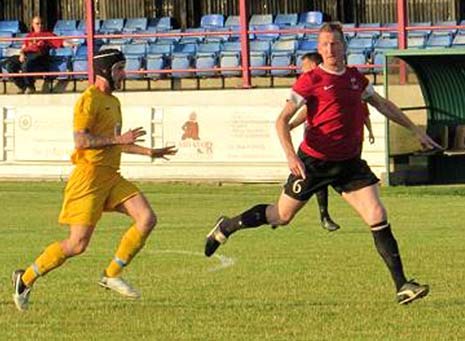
[276,100,306,179]
[74,127,146,149]
[288,107,307,131]
[366,92,442,150]
[121,144,177,159]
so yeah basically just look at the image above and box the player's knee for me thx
[277,212,294,226]
[138,208,157,232]
[368,204,387,225]
[65,238,90,256]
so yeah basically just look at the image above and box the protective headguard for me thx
[93,49,126,90]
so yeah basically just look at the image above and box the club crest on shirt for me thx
[350,77,359,90]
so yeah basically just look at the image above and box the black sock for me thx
[222,204,269,236]
[316,188,329,220]
[371,222,407,291]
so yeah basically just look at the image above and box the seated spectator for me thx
[1,16,67,94]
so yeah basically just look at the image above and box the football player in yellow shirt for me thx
[12,49,177,311]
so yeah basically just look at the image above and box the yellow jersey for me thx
[71,85,122,169]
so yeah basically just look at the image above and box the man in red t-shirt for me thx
[205,23,442,305]
[3,16,63,94]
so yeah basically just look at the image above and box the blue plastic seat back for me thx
[147,43,172,56]
[272,39,297,53]
[250,40,271,55]
[53,20,77,34]
[72,59,88,79]
[452,34,465,48]
[374,37,398,49]
[249,14,273,26]
[172,42,197,56]
[122,43,147,57]
[356,23,381,39]
[74,45,88,59]
[124,18,148,32]
[298,11,323,26]
[426,35,452,48]
[343,23,356,39]
[201,14,224,29]
[347,52,369,73]
[407,36,426,48]
[297,39,318,52]
[347,38,374,54]
[0,20,20,34]
[100,18,125,33]
[148,17,172,31]
[157,29,182,44]
[125,57,144,79]
[197,42,221,55]
[225,16,240,28]
[180,28,206,44]
[58,30,86,45]
[274,14,298,28]
[0,32,12,48]
[77,19,101,33]
[253,24,280,41]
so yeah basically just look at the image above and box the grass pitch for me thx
[1,182,465,340]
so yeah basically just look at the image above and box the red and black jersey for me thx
[291,66,370,161]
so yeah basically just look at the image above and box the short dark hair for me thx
[301,52,323,65]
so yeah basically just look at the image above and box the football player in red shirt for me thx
[205,23,441,305]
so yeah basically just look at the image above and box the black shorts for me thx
[283,149,379,201]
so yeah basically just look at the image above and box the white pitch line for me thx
[156,249,235,272]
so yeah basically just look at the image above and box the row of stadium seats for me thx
[2,31,464,81]
[2,16,465,47]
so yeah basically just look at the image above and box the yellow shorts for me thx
[58,166,140,226]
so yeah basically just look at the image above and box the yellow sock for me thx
[22,241,67,287]
[105,225,147,278]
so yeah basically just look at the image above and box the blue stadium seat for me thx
[270,39,297,76]
[180,28,206,44]
[100,18,125,34]
[372,50,386,73]
[374,37,398,50]
[77,19,101,33]
[200,14,224,29]
[408,22,432,38]
[249,40,271,76]
[356,23,381,39]
[431,20,457,37]
[148,17,172,32]
[49,47,73,79]
[304,23,323,40]
[72,59,88,79]
[381,23,398,38]
[274,13,298,28]
[122,44,146,79]
[298,11,323,26]
[57,30,86,46]
[11,33,27,48]
[295,40,318,72]
[252,24,280,41]
[343,23,356,40]
[225,15,240,28]
[171,43,197,78]
[157,29,182,45]
[0,20,20,34]
[249,14,273,26]
[123,18,148,33]
[205,27,231,43]
[132,26,158,44]
[347,37,374,56]
[146,43,172,79]
[53,20,77,34]
[0,32,12,48]
[347,52,368,73]
[452,34,465,48]
[195,42,221,77]
[425,35,452,48]
[219,41,241,77]
[407,36,426,48]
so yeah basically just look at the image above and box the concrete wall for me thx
[0,87,388,182]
